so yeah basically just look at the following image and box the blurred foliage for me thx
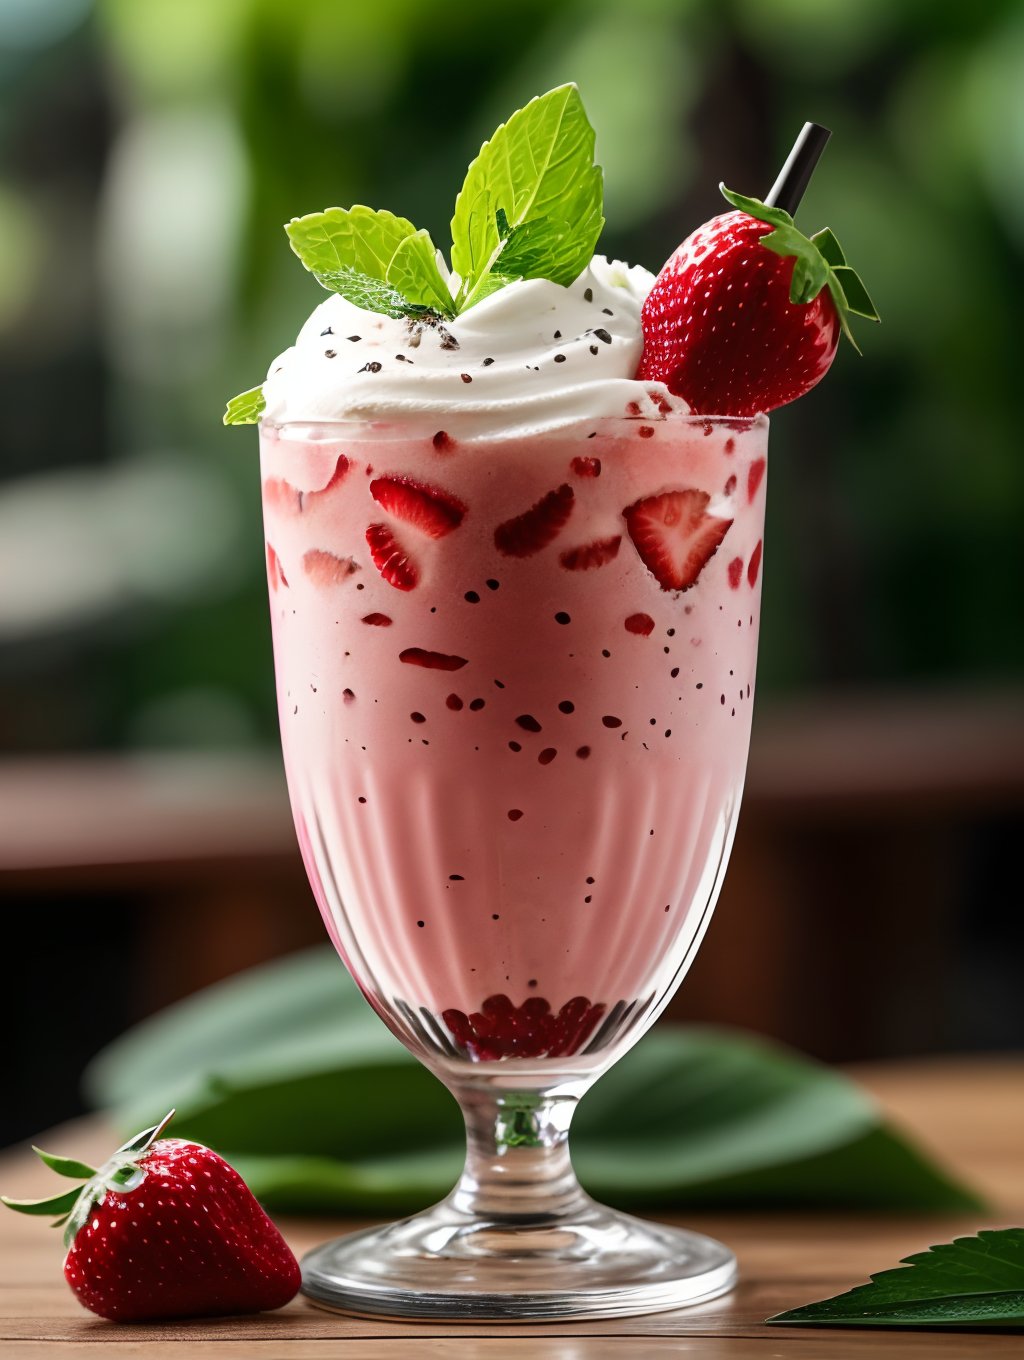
[85,945,980,1214]
[0,0,1022,750]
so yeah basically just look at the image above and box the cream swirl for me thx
[261,256,687,436]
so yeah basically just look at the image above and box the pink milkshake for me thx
[227,84,874,1320]
[260,409,766,1073]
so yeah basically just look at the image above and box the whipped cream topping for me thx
[261,256,687,437]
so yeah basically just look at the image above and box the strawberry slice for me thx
[266,543,288,591]
[370,475,466,538]
[366,523,418,590]
[747,457,767,502]
[559,535,621,571]
[747,538,763,586]
[262,476,302,514]
[623,489,732,592]
[494,484,574,557]
[303,548,358,586]
[305,453,350,506]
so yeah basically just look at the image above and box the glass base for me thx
[300,1196,736,1321]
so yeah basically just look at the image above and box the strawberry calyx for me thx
[719,184,879,353]
[2,1110,175,1248]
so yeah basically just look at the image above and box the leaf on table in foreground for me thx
[82,946,982,1216]
[769,1228,1024,1330]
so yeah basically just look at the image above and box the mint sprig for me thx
[223,85,609,421]
[769,1228,1024,1331]
[286,206,454,318]
[720,184,879,353]
[223,385,265,426]
[451,84,603,310]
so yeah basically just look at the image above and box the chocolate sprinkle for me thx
[359,361,382,373]
[592,328,612,344]
[583,287,594,302]
[324,349,337,358]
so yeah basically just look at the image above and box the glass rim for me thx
[259,411,769,437]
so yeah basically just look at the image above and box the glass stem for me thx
[448,1084,591,1222]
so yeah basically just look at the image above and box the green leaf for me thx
[451,84,604,308]
[769,1229,1024,1330]
[759,223,831,304]
[286,206,452,318]
[223,386,265,426]
[31,1148,96,1180]
[310,266,430,320]
[2,1188,82,1217]
[832,264,881,321]
[286,206,416,286]
[385,231,454,315]
[496,217,575,281]
[811,227,846,267]
[719,183,793,229]
[720,185,879,347]
[83,947,980,1217]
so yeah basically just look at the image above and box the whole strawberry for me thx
[638,185,878,416]
[2,1112,301,1322]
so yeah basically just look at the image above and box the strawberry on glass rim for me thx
[2,1111,300,1322]
[638,128,879,417]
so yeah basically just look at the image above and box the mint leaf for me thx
[497,216,574,279]
[312,266,431,319]
[451,84,603,309]
[385,232,454,314]
[286,206,453,318]
[223,386,265,426]
[769,1229,1024,1330]
[287,205,416,285]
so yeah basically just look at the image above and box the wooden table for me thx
[2,1059,1021,1358]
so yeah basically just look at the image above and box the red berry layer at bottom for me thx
[442,993,606,1060]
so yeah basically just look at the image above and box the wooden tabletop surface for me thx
[2,1057,1022,1358]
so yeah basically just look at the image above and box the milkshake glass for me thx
[259,407,768,1318]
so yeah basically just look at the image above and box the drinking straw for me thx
[763,122,831,215]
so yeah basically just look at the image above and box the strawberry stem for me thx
[1,1110,178,1250]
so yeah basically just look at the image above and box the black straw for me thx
[763,122,831,216]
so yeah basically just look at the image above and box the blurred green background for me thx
[2,0,1022,747]
[1,0,1022,1147]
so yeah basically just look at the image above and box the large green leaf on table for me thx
[83,947,981,1216]
[769,1229,1024,1330]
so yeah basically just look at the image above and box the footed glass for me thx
[259,411,768,1319]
